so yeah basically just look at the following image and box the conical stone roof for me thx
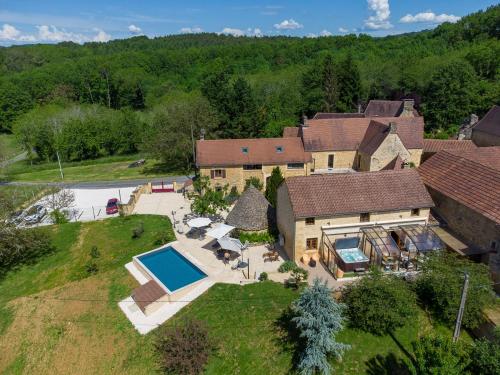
[226,186,274,231]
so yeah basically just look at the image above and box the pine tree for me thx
[322,54,338,112]
[336,53,361,112]
[292,278,350,375]
[265,166,284,207]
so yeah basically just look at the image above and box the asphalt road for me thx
[0,175,194,189]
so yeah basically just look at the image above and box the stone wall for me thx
[199,163,309,193]
[119,183,152,215]
[310,150,357,170]
[276,183,297,260]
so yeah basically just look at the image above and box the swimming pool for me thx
[136,246,207,293]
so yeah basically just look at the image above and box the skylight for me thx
[241,147,248,154]
[276,146,284,153]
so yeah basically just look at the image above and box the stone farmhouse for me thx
[418,146,500,290]
[196,99,423,192]
[472,105,500,147]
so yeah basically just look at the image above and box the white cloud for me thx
[338,27,349,33]
[247,28,263,37]
[306,33,317,38]
[319,29,332,37]
[220,27,245,37]
[128,24,142,34]
[179,26,203,34]
[0,23,111,44]
[364,0,393,30]
[400,12,461,24]
[0,24,35,41]
[93,29,111,42]
[274,19,303,30]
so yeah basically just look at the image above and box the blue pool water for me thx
[138,246,207,292]
[337,248,369,263]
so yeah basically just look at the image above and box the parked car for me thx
[24,205,47,225]
[8,210,26,225]
[106,198,119,215]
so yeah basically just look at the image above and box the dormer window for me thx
[276,146,283,153]
[241,147,248,154]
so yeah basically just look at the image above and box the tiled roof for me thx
[302,117,423,152]
[358,121,390,155]
[418,147,500,224]
[196,137,311,167]
[283,127,300,137]
[313,112,365,120]
[364,100,405,117]
[132,280,167,313]
[473,105,500,137]
[283,169,433,219]
[382,155,404,170]
[423,139,477,153]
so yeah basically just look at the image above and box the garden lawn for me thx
[0,214,471,375]
[3,154,187,183]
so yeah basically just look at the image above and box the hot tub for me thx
[337,248,369,272]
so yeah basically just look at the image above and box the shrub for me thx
[265,166,284,207]
[416,252,495,329]
[90,246,100,259]
[468,331,500,375]
[342,273,417,335]
[278,260,298,273]
[244,177,264,191]
[258,272,268,281]
[292,278,350,375]
[50,209,69,224]
[238,231,273,244]
[225,186,240,205]
[412,334,470,375]
[291,268,308,287]
[85,261,98,275]
[156,319,214,375]
[131,221,144,239]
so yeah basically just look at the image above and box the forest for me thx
[0,5,498,171]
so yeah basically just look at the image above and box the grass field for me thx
[2,155,187,183]
[0,215,471,374]
[0,134,21,160]
[0,185,54,210]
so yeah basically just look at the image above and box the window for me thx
[360,213,370,222]
[241,147,249,154]
[243,164,262,170]
[305,217,315,225]
[276,146,284,153]
[328,154,335,169]
[491,241,498,251]
[210,169,226,179]
[287,163,304,170]
[411,208,420,216]
[306,238,318,250]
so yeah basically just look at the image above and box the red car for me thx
[106,198,119,215]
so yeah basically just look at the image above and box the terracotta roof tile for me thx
[283,127,300,137]
[283,169,433,219]
[418,147,500,224]
[382,155,404,170]
[196,137,311,167]
[302,117,423,151]
[313,112,365,119]
[423,139,477,153]
[473,105,500,137]
[358,121,390,155]
[132,280,167,313]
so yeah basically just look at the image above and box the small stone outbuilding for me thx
[226,186,274,232]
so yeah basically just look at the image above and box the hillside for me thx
[0,5,498,171]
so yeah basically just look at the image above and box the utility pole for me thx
[453,273,469,342]
[56,151,64,180]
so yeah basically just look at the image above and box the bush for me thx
[468,331,500,375]
[90,246,100,259]
[238,231,274,244]
[225,186,240,205]
[291,267,308,286]
[278,260,298,273]
[244,177,264,191]
[412,334,470,374]
[85,261,98,275]
[342,273,417,335]
[50,209,69,224]
[416,252,495,329]
[258,272,268,281]
[0,225,54,276]
[156,319,214,375]
[131,221,144,239]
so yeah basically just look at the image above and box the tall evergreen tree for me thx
[229,77,260,138]
[292,278,350,375]
[336,53,361,112]
[265,166,284,207]
[322,54,338,112]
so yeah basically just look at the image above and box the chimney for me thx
[357,103,362,114]
[301,114,308,128]
[469,114,479,126]
[199,128,205,140]
[401,99,415,117]
[389,122,397,134]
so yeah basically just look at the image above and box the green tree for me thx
[336,53,361,112]
[322,54,338,112]
[190,176,229,216]
[468,331,500,375]
[292,278,350,375]
[342,273,417,335]
[412,335,470,375]
[0,81,34,132]
[244,176,263,191]
[422,60,478,131]
[265,166,284,207]
[416,252,495,329]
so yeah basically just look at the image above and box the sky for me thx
[0,1,497,46]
